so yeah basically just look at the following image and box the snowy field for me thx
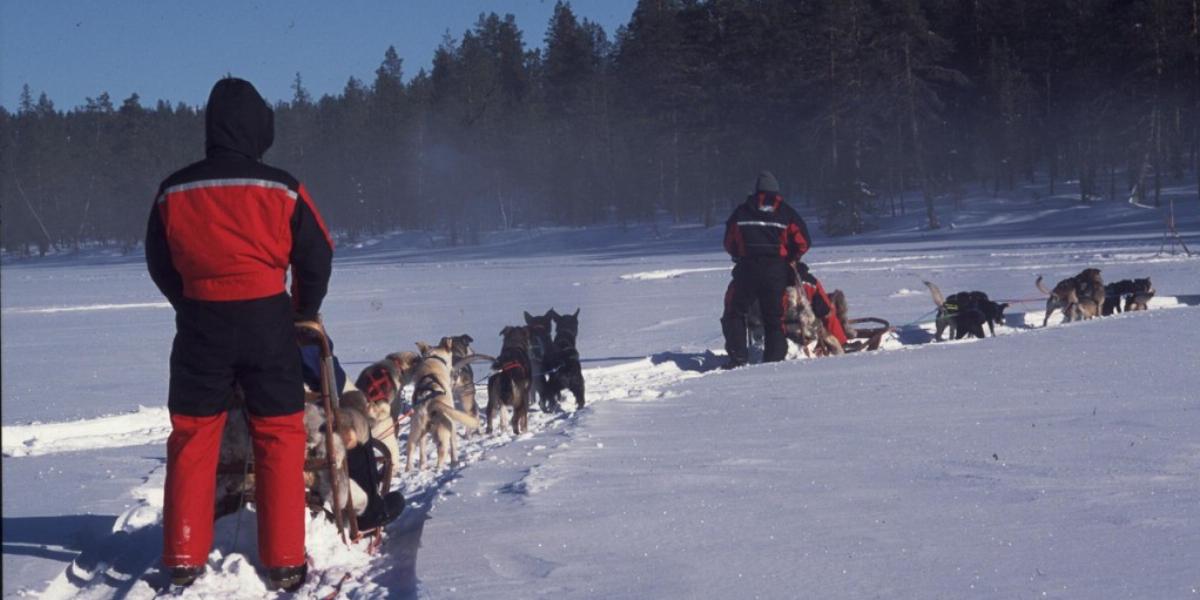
[3,190,1200,598]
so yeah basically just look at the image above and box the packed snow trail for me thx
[6,294,1196,459]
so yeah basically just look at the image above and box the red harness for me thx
[361,368,395,404]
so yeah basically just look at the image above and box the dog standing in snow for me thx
[524,310,556,412]
[487,326,534,435]
[544,309,586,410]
[923,282,1008,340]
[443,334,479,418]
[406,339,480,471]
[1036,268,1103,326]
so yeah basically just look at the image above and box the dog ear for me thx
[547,308,560,320]
[415,341,430,356]
[524,311,534,323]
[573,308,580,318]
[500,326,511,336]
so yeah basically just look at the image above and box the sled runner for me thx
[294,320,355,541]
[840,317,893,352]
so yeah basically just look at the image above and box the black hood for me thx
[205,78,274,159]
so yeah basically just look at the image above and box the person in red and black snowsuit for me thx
[721,171,811,366]
[145,78,332,591]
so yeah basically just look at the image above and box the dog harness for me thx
[500,360,526,375]
[411,373,445,407]
[360,367,395,404]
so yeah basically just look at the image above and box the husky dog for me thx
[340,389,399,477]
[442,334,478,417]
[1103,280,1136,316]
[304,402,368,519]
[924,282,1008,340]
[523,310,556,412]
[1072,268,1105,321]
[487,326,533,434]
[1125,278,1155,311]
[405,339,481,471]
[383,351,421,420]
[544,309,585,410]
[353,360,406,468]
[1037,268,1103,326]
[355,360,401,406]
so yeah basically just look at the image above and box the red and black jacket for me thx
[146,79,332,320]
[723,192,811,262]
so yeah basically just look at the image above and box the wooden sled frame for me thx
[842,317,893,352]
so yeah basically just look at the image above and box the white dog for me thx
[405,339,481,471]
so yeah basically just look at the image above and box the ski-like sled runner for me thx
[294,320,358,543]
[216,320,393,551]
[840,316,893,352]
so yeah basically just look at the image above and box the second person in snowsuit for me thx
[721,172,811,367]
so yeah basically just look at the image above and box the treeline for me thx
[3,0,1198,254]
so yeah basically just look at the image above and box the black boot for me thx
[720,306,752,368]
[268,563,307,592]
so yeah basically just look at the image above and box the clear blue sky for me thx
[1,1,637,112]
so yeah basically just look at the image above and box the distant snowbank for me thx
[1,301,171,315]
[619,267,728,281]
[1,406,170,457]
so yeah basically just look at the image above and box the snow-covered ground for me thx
[3,189,1199,598]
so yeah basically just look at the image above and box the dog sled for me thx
[216,320,395,550]
[747,275,894,359]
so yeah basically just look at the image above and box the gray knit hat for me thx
[755,171,780,193]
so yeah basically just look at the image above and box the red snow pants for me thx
[162,293,307,569]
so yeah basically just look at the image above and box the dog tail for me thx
[440,405,480,430]
[1035,275,1052,296]
[922,280,945,307]
[452,354,495,376]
